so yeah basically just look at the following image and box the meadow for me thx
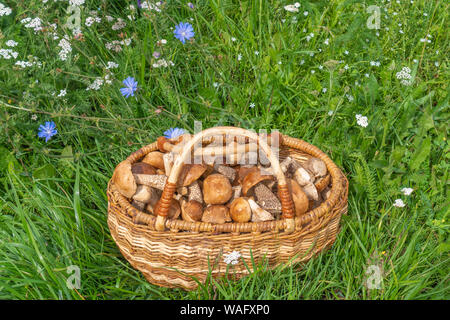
[0,0,448,299]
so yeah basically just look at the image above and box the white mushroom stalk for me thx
[248,198,274,222]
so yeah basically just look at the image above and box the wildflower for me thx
[254,51,259,56]
[328,110,334,116]
[70,0,85,5]
[152,59,174,68]
[20,17,43,33]
[324,38,329,45]
[231,37,236,42]
[249,103,255,108]
[5,40,18,47]
[0,2,12,16]
[156,39,167,46]
[303,11,309,16]
[112,18,126,30]
[401,188,414,196]
[346,94,354,102]
[355,114,368,127]
[106,61,119,69]
[120,77,138,98]
[237,54,242,61]
[152,51,161,59]
[322,88,327,93]
[187,2,194,9]
[174,22,195,44]
[31,114,37,121]
[299,59,304,65]
[344,64,349,70]
[344,50,349,55]
[284,4,299,13]
[38,121,57,142]
[86,78,104,91]
[213,82,219,88]
[57,89,67,97]
[393,199,406,208]
[0,48,18,59]
[224,251,241,265]
[58,37,72,61]
[318,65,323,70]
[164,128,187,139]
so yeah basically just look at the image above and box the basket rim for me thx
[108,132,348,234]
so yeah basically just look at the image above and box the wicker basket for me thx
[107,127,348,290]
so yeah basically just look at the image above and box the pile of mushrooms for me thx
[112,135,331,227]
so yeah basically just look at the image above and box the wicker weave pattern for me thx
[107,133,348,290]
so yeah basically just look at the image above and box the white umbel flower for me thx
[224,251,241,265]
[0,2,12,16]
[401,188,414,196]
[393,199,406,208]
[355,114,368,127]
[6,40,18,47]
[284,4,299,12]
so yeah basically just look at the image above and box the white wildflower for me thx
[5,40,18,47]
[355,114,368,127]
[0,48,18,59]
[112,18,126,30]
[284,4,299,13]
[249,103,255,108]
[21,17,43,33]
[324,38,329,45]
[303,11,309,16]
[237,54,242,61]
[393,199,406,208]
[58,37,72,61]
[0,2,12,16]
[106,61,119,69]
[152,59,174,68]
[86,78,104,91]
[57,89,67,97]
[69,0,85,6]
[224,251,241,265]
[401,188,414,196]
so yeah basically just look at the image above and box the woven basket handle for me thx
[154,127,295,232]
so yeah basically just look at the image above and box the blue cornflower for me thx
[137,0,141,8]
[164,127,187,139]
[174,22,195,44]
[38,121,57,142]
[120,77,138,98]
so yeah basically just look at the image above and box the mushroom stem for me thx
[133,174,167,190]
[163,152,174,176]
[248,198,274,222]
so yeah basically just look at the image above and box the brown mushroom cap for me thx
[242,169,275,196]
[237,166,258,184]
[201,205,231,224]
[181,200,203,222]
[131,162,157,175]
[287,179,309,216]
[203,174,233,205]
[153,198,181,220]
[141,151,165,170]
[112,160,137,198]
[229,197,252,223]
[180,164,207,186]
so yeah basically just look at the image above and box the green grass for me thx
[0,0,448,299]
